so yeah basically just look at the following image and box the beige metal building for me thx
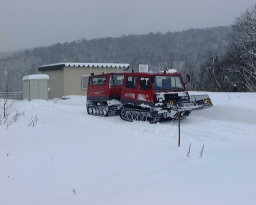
[38,63,130,99]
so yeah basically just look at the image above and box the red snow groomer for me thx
[86,69,213,123]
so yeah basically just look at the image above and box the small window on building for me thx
[126,76,137,88]
[82,75,89,89]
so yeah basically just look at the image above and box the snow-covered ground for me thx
[1,92,256,205]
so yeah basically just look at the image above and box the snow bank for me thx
[1,92,256,205]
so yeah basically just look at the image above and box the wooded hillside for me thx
[0,26,231,92]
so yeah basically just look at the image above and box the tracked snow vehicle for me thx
[86,73,124,116]
[86,69,213,123]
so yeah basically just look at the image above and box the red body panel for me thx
[87,73,124,100]
[120,72,186,105]
[87,71,187,103]
[121,73,152,103]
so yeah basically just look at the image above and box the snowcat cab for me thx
[86,73,124,116]
[119,69,213,123]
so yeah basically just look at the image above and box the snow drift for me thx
[1,92,256,205]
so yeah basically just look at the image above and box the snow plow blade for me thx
[173,94,213,112]
[189,94,213,110]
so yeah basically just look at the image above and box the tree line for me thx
[0,26,230,92]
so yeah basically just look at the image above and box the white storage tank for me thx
[23,74,49,101]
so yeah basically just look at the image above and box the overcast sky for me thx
[0,0,255,52]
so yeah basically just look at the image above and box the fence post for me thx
[178,111,180,147]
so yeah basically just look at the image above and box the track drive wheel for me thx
[87,107,93,115]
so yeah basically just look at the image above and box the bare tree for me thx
[0,72,17,126]
[200,4,256,92]
[198,54,226,91]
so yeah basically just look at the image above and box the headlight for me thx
[181,96,189,101]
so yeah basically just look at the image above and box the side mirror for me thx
[186,75,190,83]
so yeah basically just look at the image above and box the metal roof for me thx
[38,62,130,71]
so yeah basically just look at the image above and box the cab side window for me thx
[139,77,150,90]
[126,76,137,88]
[110,74,124,86]
[90,76,106,85]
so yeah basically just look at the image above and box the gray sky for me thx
[0,0,255,52]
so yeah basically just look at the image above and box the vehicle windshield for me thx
[153,75,185,90]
